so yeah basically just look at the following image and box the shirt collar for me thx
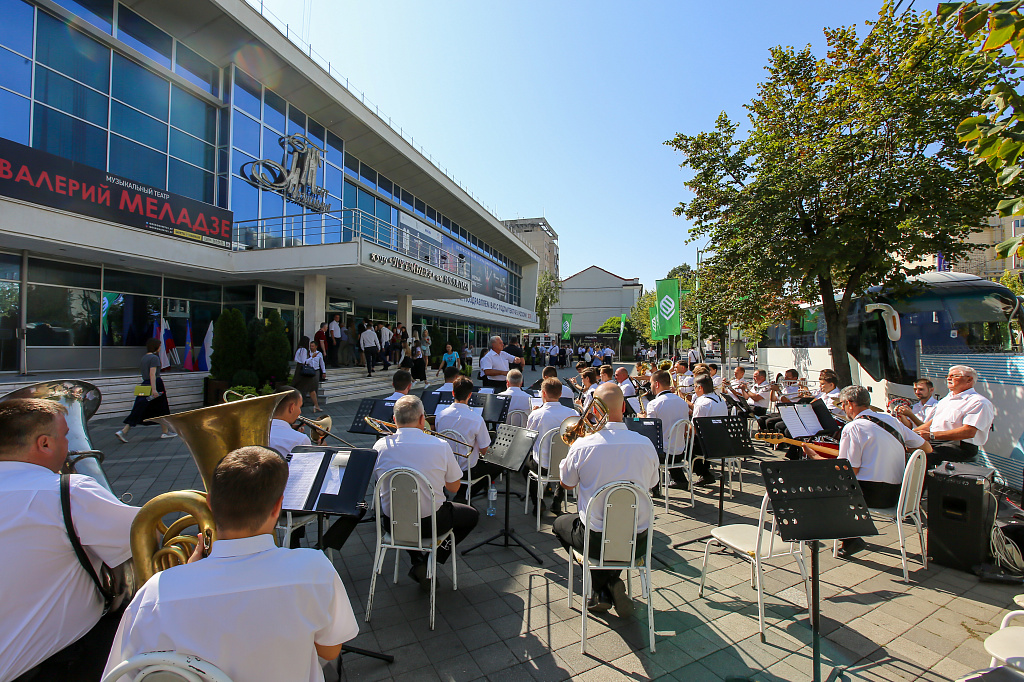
[605,421,627,430]
[209,534,277,559]
[0,460,52,474]
[950,387,978,399]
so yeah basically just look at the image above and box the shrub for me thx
[225,385,258,401]
[254,309,291,386]
[231,369,259,387]
[210,308,248,382]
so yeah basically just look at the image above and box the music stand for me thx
[470,393,511,427]
[286,446,393,665]
[558,397,576,410]
[347,399,397,435]
[461,424,543,564]
[625,416,664,455]
[761,459,877,681]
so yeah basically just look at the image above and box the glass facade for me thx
[353,305,515,360]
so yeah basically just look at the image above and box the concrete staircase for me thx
[321,365,403,404]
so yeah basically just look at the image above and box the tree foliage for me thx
[210,308,248,382]
[596,315,637,347]
[629,290,657,346]
[665,3,1004,384]
[535,271,560,332]
[254,309,292,386]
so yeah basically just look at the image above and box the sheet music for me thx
[469,405,484,417]
[478,388,494,394]
[795,404,824,434]
[626,396,643,414]
[283,451,323,510]
[317,462,346,505]
[530,397,543,409]
[778,406,815,439]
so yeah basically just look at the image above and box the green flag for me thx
[618,313,627,341]
[560,313,573,340]
[101,293,122,333]
[649,306,662,341]
[655,278,681,338]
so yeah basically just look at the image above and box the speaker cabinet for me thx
[927,472,995,572]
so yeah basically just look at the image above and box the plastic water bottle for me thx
[486,483,498,516]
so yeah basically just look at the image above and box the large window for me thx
[26,285,100,346]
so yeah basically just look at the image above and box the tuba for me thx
[559,397,610,445]
[130,392,286,585]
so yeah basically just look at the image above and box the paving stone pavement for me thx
[89,362,1018,681]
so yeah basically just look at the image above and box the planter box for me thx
[204,378,231,406]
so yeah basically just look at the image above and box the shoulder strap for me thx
[857,414,906,449]
[61,474,112,612]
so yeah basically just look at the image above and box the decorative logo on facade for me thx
[240,134,332,213]
[659,294,676,320]
[562,320,570,334]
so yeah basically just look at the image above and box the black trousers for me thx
[858,480,902,509]
[382,500,478,565]
[482,377,506,391]
[552,515,649,592]
[658,451,690,486]
[463,460,505,499]
[14,608,124,682]
[328,338,339,367]
[927,441,979,471]
[364,347,377,374]
[523,459,566,504]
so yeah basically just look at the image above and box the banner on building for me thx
[655,278,681,338]
[561,313,573,340]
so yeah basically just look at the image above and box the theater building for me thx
[0,0,539,374]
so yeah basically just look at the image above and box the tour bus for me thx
[759,272,1024,487]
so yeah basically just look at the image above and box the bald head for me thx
[594,383,624,422]
[614,367,629,383]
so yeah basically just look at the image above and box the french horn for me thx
[130,392,287,585]
[559,397,610,445]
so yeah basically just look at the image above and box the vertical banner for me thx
[649,307,662,341]
[655,278,681,339]
[618,313,627,341]
[561,313,573,340]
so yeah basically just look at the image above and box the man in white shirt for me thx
[327,313,342,368]
[359,324,381,378]
[555,383,659,616]
[542,365,575,400]
[734,369,771,417]
[722,366,750,414]
[104,447,358,682]
[644,370,691,491]
[0,399,138,682]
[433,365,461,395]
[688,375,726,487]
[548,343,559,367]
[372,396,477,588]
[385,369,413,401]
[708,364,723,391]
[379,322,394,366]
[895,378,939,429]
[269,388,311,458]
[479,335,524,390]
[915,365,995,469]
[614,366,637,398]
[686,345,702,369]
[434,377,500,499]
[805,386,931,558]
[603,347,614,364]
[524,378,578,515]
[498,369,532,422]
[599,365,615,385]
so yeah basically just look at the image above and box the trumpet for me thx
[559,397,610,445]
[296,415,356,448]
[363,416,473,455]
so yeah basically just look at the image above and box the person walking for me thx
[411,340,427,387]
[436,343,461,378]
[115,338,176,442]
[291,336,326,413]
[327,314,342,368]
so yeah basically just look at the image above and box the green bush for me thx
[232,369,259,387]
[225,385,258,401]
[210,308,248,382]
[254,309,291,386]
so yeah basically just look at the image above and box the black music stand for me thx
[470,393,511,428]
[761,459,877,682]
[673,415,756,550]
[461,424,543,564]
[286,446,393,665]
[625,416,664,456]
[347,399,398,435]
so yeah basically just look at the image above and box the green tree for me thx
[596,315,637,348]
[210,308,249,382]
[629,290,657,346]
[665,263,693,280]
[535,271,560,332]
[1001,269,1024,296]
[666,3,1003,385]
[254,309,292,386]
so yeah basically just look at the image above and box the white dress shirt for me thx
[929,388,995,446]
[559,422,660,532]
[480,349,515,378]
[526,401,578,468]
[372,429,463,518]
[559,383,574,400]
[646,391,690,450]
[1,463,137,681]
[434,403,492,471]
[618,379,637,398]
[433,382,454,395]
[840,412,925,485]
[269,418,311,457]
[711,375,723,390]
[384,391,407,401]
[692,393,728,418]
[746,380,771,408]
[359,329,380,350]
[328,320,342,340]
[498,386,532,421]
[295,348,327,374]
[103,535,357,682]
[380,326,393,346]
[912,396,939,424]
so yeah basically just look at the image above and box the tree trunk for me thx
[818,275,854,387]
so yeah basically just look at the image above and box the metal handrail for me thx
[232,207,472,279]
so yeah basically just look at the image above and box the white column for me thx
[397,294,413,329]
[303,274,327,338]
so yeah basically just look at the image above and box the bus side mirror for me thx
[865,303,902,342]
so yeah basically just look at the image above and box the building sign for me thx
[0,138,232,249]
[441,235,511,302]
[366,251,471,292]
[416,294,538,327]
[240,134,331,213]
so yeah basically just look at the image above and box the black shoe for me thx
[587,589,612,613]
[668,478,690,492]
[838,537,867,559]
[610,579,634,618]
[408,562,430,592]
[530,499,546,516]
[650,487,665,500]
[550,501,563,516]
[697,475,717,487]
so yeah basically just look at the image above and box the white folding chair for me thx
[662,419,695,510]
[831,449,928,583]
[365,467,457,630]
[566,481,656,654]
[699,492,811,640]
[274,511,319,548]
[507,409,529,428]
[440,428,490,508]
[102,652,232,682]
[523,427,572,531]
[986,610,1024,670]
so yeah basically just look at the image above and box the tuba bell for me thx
[130,392,287,584]
[559,397,610,445]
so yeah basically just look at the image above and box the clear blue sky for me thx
[258,0,889,290]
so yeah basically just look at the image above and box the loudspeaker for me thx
[927,471,995,572]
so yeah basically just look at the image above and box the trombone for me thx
[559,397,610,445]
[296,415,357,448]
[363,416,473,455]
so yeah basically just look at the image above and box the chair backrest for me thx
[440,429,471,459]
[897,449,927,518]
[545,427,572,474]
[752,492,778,559]
[665,419,692,465]
[584,481,652,566]
[375,467,433,548]
[507,410,528,428]
[102,652,233,682]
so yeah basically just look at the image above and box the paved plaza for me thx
[91,364,1018,682]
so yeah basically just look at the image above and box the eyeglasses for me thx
[946,374,965,379]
